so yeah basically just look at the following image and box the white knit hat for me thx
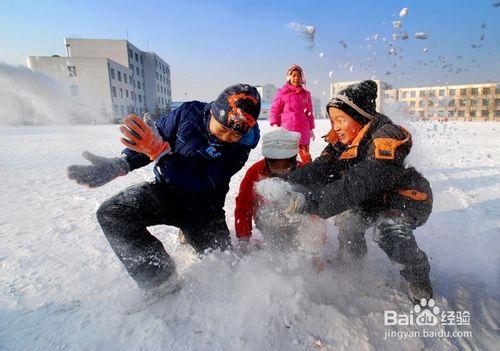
[261,128,300,159]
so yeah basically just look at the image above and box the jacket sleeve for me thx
[234,164,260,238]
[121,107,183,171]
[306,91,315,130]
[269,90,284,126]
[297,124,412,218]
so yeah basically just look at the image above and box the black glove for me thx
[67,151,130,187]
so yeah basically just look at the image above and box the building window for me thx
[136,67,140,75]
[141,69,144,77]
[428,101,434,107]
[119,88,123,98]
[459,99,466,106]
[67,66,77,77]
[496,87,500,94]
[460,89,466,96]
[156,72,159,79]
[124,74,127,84]
[471,99,477,106]
[125,90,129,98]
[483,87,490,95]
[410,91,416,98]
[128,48,133,58]
[439,90,445,97]
[138,95,142,103]
[429,90,435,97]
[458,111,465,117]
[448,111,454,117]
[419,101,425,107]
[471,88,478,95]
[419,91,425,97]
[496,110,500,117]
[449,89,455,96]
[138,81,141,89]
[110,68,115,79]
[70,85,79,96]
[482,99,489,106]
[155,58,158,67]
[117,71,122,82]
[410,101,415,107]
[495,99,500,107]
[135,53,139,62]
[470,110,476,117]
[448,99,455,106]
[112,86,117,97]
[157,84,160,92]
[481,110,489,117]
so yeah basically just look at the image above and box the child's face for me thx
[328,107,363,145]
[289,70,302,87]
[266,158,295,177]
[209,116,244,143]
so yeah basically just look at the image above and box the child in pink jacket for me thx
[270,64,315,163]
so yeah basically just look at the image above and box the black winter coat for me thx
[289,114,432,227]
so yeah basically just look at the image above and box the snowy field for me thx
[0,119,499,350]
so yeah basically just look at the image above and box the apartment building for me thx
[27,38,171,123]
[395,83,499,121]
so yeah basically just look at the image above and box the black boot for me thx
[409,279,433,305]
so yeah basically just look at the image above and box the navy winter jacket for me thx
[122,101,260,212]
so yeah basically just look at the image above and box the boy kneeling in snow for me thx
[285,80,433,303]
[67,84,261,296]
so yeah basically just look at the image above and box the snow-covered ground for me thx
[0,120,498,350]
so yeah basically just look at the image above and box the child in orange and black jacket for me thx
[288,80,434,304]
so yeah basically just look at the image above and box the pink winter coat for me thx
[269,83,315,145]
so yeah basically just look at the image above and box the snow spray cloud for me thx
[0,62,104,126]
[287,22,316,46]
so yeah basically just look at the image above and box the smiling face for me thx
[289,70,302,87]
[328,107,363,145]
[209,115,244,143]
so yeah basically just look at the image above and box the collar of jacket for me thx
[339,122,372,160]
[283,83,304,94]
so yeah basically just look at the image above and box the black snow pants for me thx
[96,181,231,289]
[334,208,431,284]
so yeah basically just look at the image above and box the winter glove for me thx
[120,114,171,161]
[67,151,130,187]
[282,190,306,214]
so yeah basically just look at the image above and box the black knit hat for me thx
[211,84,261,134]
[326,80,378,125]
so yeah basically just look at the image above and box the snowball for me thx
[414,32,429,40]
[399,7,409,17]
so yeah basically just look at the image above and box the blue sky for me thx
[1,0,499,103]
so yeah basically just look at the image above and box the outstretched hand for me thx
[67,151,130,188]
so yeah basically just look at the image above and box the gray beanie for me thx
[261,128,300,159]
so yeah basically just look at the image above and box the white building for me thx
[256,84,278,104]
[27,38,171,123]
